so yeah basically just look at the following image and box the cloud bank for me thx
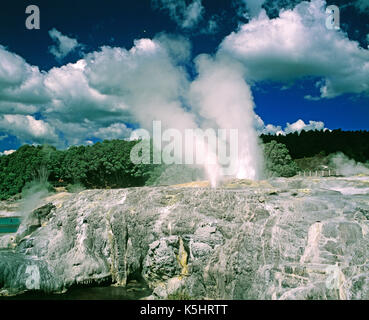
[255,116,329,135]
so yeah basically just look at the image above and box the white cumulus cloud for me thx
[284,119,326,134]
[220,0,369,98]
[0,115,58,144]
[0,46,48,109]
[255,116,329,135]
[48,28,82,61]
[0,36,197,147]
[94,123,132,140]
[152,0,204,29]
[0,149,16,156]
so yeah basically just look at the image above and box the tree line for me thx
[260,129,369,163]
[0,138,297,200]
[1,129,368,200]
[0,140,157,200]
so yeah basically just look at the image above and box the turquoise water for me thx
[0,217,21,233]
[0,227,18,233]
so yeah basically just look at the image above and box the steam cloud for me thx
[189,54,263,181]
[330,153,369,176]
[83,35,264,185]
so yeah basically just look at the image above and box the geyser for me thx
[189,54,263,182]
[124,37,264,186]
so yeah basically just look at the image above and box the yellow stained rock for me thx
[177,237,189,276]
[172,181,210,188]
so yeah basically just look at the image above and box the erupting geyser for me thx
[189,55,263,184]
[128,38,264,187]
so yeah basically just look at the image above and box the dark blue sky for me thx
[2,0,368,69]
[0,0,368,152]
[1,0,238,70]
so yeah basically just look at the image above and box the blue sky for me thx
[0,0,368,153]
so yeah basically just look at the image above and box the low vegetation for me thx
[0,140,157,200]
[263,141,299,177]
[1,130,368,200]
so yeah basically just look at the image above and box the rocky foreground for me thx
[1,176,369,300]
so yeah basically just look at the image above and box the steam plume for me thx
[331,153,369,176]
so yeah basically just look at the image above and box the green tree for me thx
[264,140,299,177]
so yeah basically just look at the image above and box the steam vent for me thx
[1,176,369,299]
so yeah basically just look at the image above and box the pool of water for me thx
[0,217,21,233]
[0,281,152,300]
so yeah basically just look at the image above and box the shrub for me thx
[264,140,299,177]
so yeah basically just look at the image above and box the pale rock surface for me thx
[0,176,369,299]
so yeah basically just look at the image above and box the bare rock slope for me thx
[1,176,369,299]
